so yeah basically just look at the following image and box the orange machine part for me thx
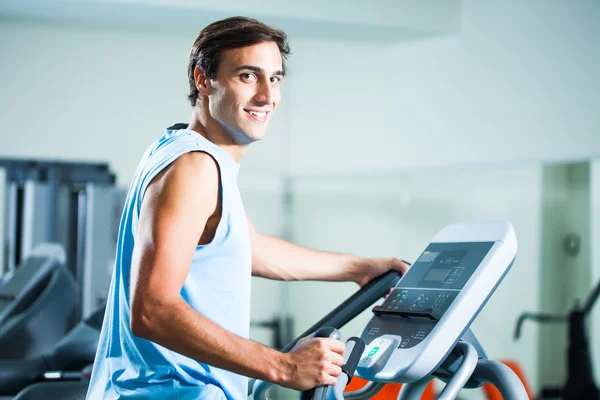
[345,377,435,400]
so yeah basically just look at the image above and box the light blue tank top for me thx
[87,124,252,400]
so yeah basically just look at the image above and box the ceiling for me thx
[0,0,461,43]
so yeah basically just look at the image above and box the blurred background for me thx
[0,0,599,398]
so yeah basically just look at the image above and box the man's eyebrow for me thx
[233,65,285,76]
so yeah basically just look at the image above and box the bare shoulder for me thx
[175,151,220,170]
[144,151,221,213]
[164,151,219,182]
[151,151,219,190]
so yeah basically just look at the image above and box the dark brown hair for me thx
[187,16,290,106]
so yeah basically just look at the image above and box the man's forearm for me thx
[251,234,366,283]
[132,296,290,384]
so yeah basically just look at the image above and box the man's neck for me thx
[187,107,248,163]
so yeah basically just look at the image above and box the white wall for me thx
[1,0,599,179]
[286,0,600,174]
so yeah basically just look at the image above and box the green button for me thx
[368,346,380,357]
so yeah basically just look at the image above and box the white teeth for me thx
[249,111,266,118]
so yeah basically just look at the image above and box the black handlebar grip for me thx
[282,269,403,353]
[342,337,366,383]
[300,327,342,400]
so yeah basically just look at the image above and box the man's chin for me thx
[233,130,266,145]
[245,130,267,143]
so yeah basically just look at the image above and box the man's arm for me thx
[129,152,344,391]
[248,220,408,287]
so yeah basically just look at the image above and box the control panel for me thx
[355,222,517,382]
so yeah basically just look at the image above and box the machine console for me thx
[356,222,517,382]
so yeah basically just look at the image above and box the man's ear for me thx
[194,66,211,96]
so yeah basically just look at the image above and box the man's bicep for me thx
[131,153,220,303]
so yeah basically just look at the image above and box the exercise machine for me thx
[9,221,527,399]
[0,243,75,361]
[0,300,104,396]
[514,276,600,399]
[0,158,122,321]
[253,221,528,399]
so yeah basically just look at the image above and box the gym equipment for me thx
[344,377,436,400]
[514,277,600,399]
[253,221,528,399]
[9,221,527,399]
[0,301,104,395]
[10,381,90,400]
[0,243,75,361]
[0,158,122,321]
[249,269,401,399]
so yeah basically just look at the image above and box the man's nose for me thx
[254,80,275,106]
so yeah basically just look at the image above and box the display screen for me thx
[419,250,467,284]
[373,241,498,348]
[397,242,495,291]
[422,269,448,282]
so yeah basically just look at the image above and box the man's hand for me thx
[354,257,410,288]
[281,333,345,391]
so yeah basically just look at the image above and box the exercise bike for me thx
[252,221,529,399]
[514,276,600,400]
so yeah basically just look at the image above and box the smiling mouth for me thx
[244,109,269,122]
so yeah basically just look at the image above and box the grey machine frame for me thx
[0,158,123,321]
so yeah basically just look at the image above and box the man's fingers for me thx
[384,287,394,298]
[327,364,343,378]
[324,374,338,386]
[396,259,411,274]
[323,338,345,355]
[320,365,341,386]
[298,332,315,344]
[329,352,345,367]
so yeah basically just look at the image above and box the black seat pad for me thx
[0,358,47,395]
[13,381,89,400]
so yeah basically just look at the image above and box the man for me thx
[87,16,408,399]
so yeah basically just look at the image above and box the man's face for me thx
[206,41,283,145]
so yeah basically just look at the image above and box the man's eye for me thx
[271,76,282,84]
[241,73,256,81]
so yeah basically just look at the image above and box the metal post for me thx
[343,381,386,399]
[473,359,529,399]
[437,341,479,400]
[278,175,294,346]
[45,166,60,242]
[21,180,50,262]
[398,377,434,400]
[75,188,88,323]
[3,182,19,273]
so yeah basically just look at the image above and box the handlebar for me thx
[281,270,402,353]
